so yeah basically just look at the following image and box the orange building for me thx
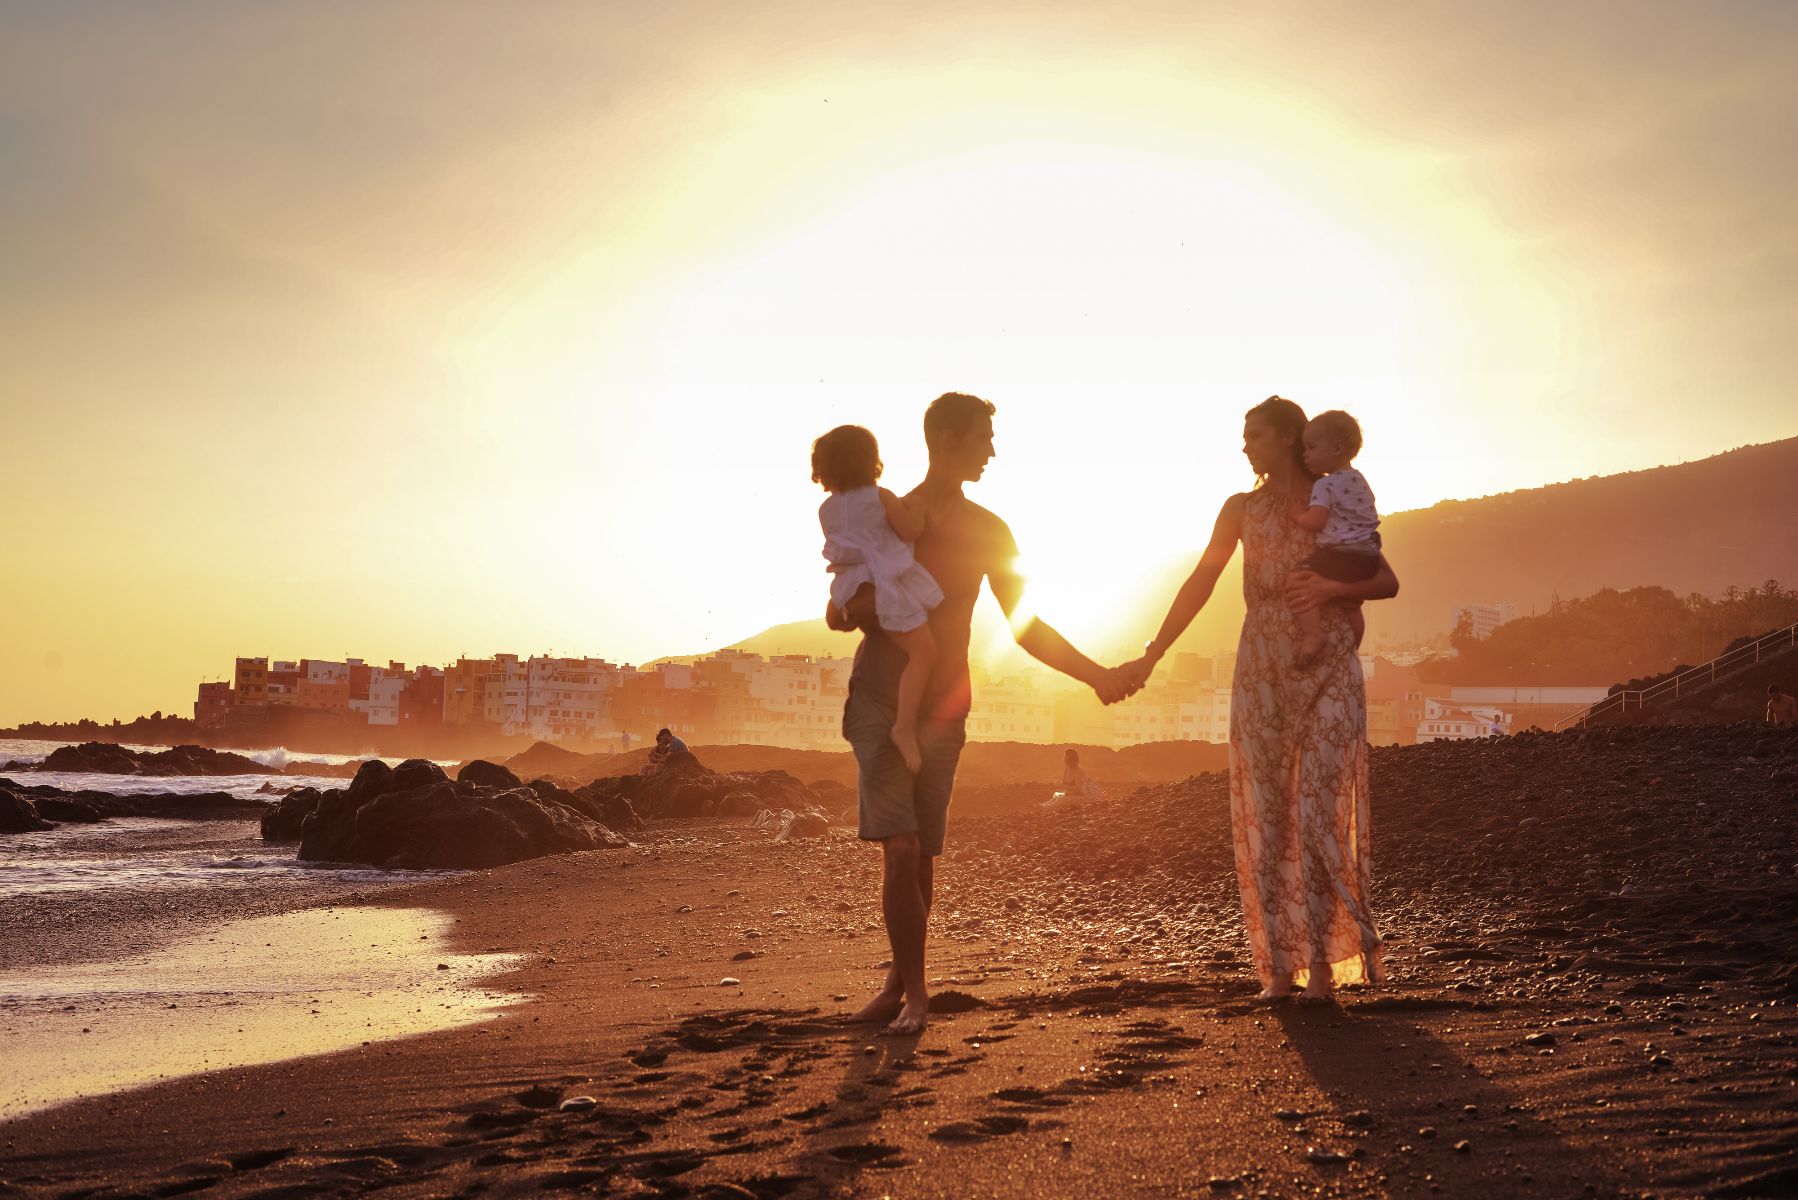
[233,657,268,706]
[194,681,233,728]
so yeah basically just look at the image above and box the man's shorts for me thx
[842,683,966,857]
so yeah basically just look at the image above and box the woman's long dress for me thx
[1228,487,1384,989]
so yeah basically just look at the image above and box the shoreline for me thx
[4,727,1795,1199]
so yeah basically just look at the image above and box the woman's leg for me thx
[887,623,936,773]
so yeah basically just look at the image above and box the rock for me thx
[298,762,626,869]
[775,810,830,842]
[1305,1146,1348,1164]
[34,796,102,823]
[35,742,276,777]
[457,760,522,791]
[1524,1032,1556,1048]
[0,789,53,833]
[719,977,742,987]
[261,787,324,841]
[558,1096,597,1112]
[389,758,448,793]
[718,790,761,818]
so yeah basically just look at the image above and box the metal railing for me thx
[1554,621,1798,730]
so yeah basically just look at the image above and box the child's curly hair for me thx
[811,424,883,492]
[1308,409,1364,458]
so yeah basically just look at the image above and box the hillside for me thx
[727,436,1798,666]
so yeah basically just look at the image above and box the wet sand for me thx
[2,725,1795,1199]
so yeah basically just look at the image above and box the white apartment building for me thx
[704,650,851,750]
[524,656,625,742]
[968,676,1055,742]
[1111,680,1232,746]
[1417,696,1511,742]
[352,671,405,726]
[1451,602,1517,641]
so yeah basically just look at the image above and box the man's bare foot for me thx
[880,997,929,1036]
[891,725,923,774]
[847,987,904,1025]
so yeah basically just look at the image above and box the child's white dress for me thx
[819,486,943,633]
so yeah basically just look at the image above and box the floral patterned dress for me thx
[1228,486,1383,989]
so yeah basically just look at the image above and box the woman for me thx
[1120,396,1397,1003]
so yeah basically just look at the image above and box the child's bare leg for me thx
[1294,604,1325,663]
[887,623,935,774]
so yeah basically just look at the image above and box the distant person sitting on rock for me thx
[644,728,690,774]
[1289,409,1381,666]
[1768,685,1797,725]
[814,423,944,774]
[1043,748,1104,810]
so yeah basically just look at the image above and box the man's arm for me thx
[984,517,1128,703]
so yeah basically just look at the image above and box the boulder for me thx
[298,763,627,869]
[458,760,523,791]
[718,790,762,818]
[34,796,103,823]
[262,787,324,841]
[32,741,276,777]
[390,758,449,793]
[0,789,52,833]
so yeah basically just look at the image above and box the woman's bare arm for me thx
[1138,493,1247,669]
[1287,555,1400,612]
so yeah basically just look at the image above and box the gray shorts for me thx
[842,682,966,857]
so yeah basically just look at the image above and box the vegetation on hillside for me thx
[1417,581,1798,685]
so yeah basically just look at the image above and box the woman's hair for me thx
[1064,748,1080,764]
[810,425,882,492]
[1244,394,1314,486]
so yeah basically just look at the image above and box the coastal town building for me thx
[193,681,232,729]
[1451,601,1517,641]
[1416,696,1511,742]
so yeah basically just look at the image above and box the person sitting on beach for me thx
[1042,747,1104,811]
[1768,684,1797,725]
[643,728,689,774]
[814,424,944,774]
[1289,409,1382,665]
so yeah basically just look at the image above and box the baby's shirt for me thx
[1309,467,1380,548]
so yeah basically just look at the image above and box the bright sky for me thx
[4,1,1796,724]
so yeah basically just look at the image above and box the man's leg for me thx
[880,833,934,1034]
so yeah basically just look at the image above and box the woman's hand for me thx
[1116,655,1157,693]
[1286,569,1345,614]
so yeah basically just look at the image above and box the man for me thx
[1768,685,1797,725]
[643,727,690,773]
[828,392,1133,1035]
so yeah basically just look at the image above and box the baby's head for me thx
[1302,410,1363,476]
[811,424,882,493]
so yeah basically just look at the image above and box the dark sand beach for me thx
[3,725,1795,1199]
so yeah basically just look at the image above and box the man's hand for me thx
[826,583,878,632]
[1089,662,1148,706]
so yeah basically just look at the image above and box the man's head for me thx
[924,392,996,482]
[656,728,671,745]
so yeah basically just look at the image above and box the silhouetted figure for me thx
[1121,396,1400,1004]
[643,727,688,774]
[1043,747,1102,810]
[1768,685,1797,725]
[813,423,942,773]
[1289,409,1381,665]
[826,391,1132,1036]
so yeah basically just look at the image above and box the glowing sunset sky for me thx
[3,1,1795,724]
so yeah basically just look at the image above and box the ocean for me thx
[0,737,521,1117]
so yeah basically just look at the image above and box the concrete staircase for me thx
[1556,622,1798,729]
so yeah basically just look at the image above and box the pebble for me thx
[1454,1139,1472,1153]
[1524,1032,1556,1047]
[1306,1146,1348,1164]
[559,1096,597,1112]
[718,977,742,987]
